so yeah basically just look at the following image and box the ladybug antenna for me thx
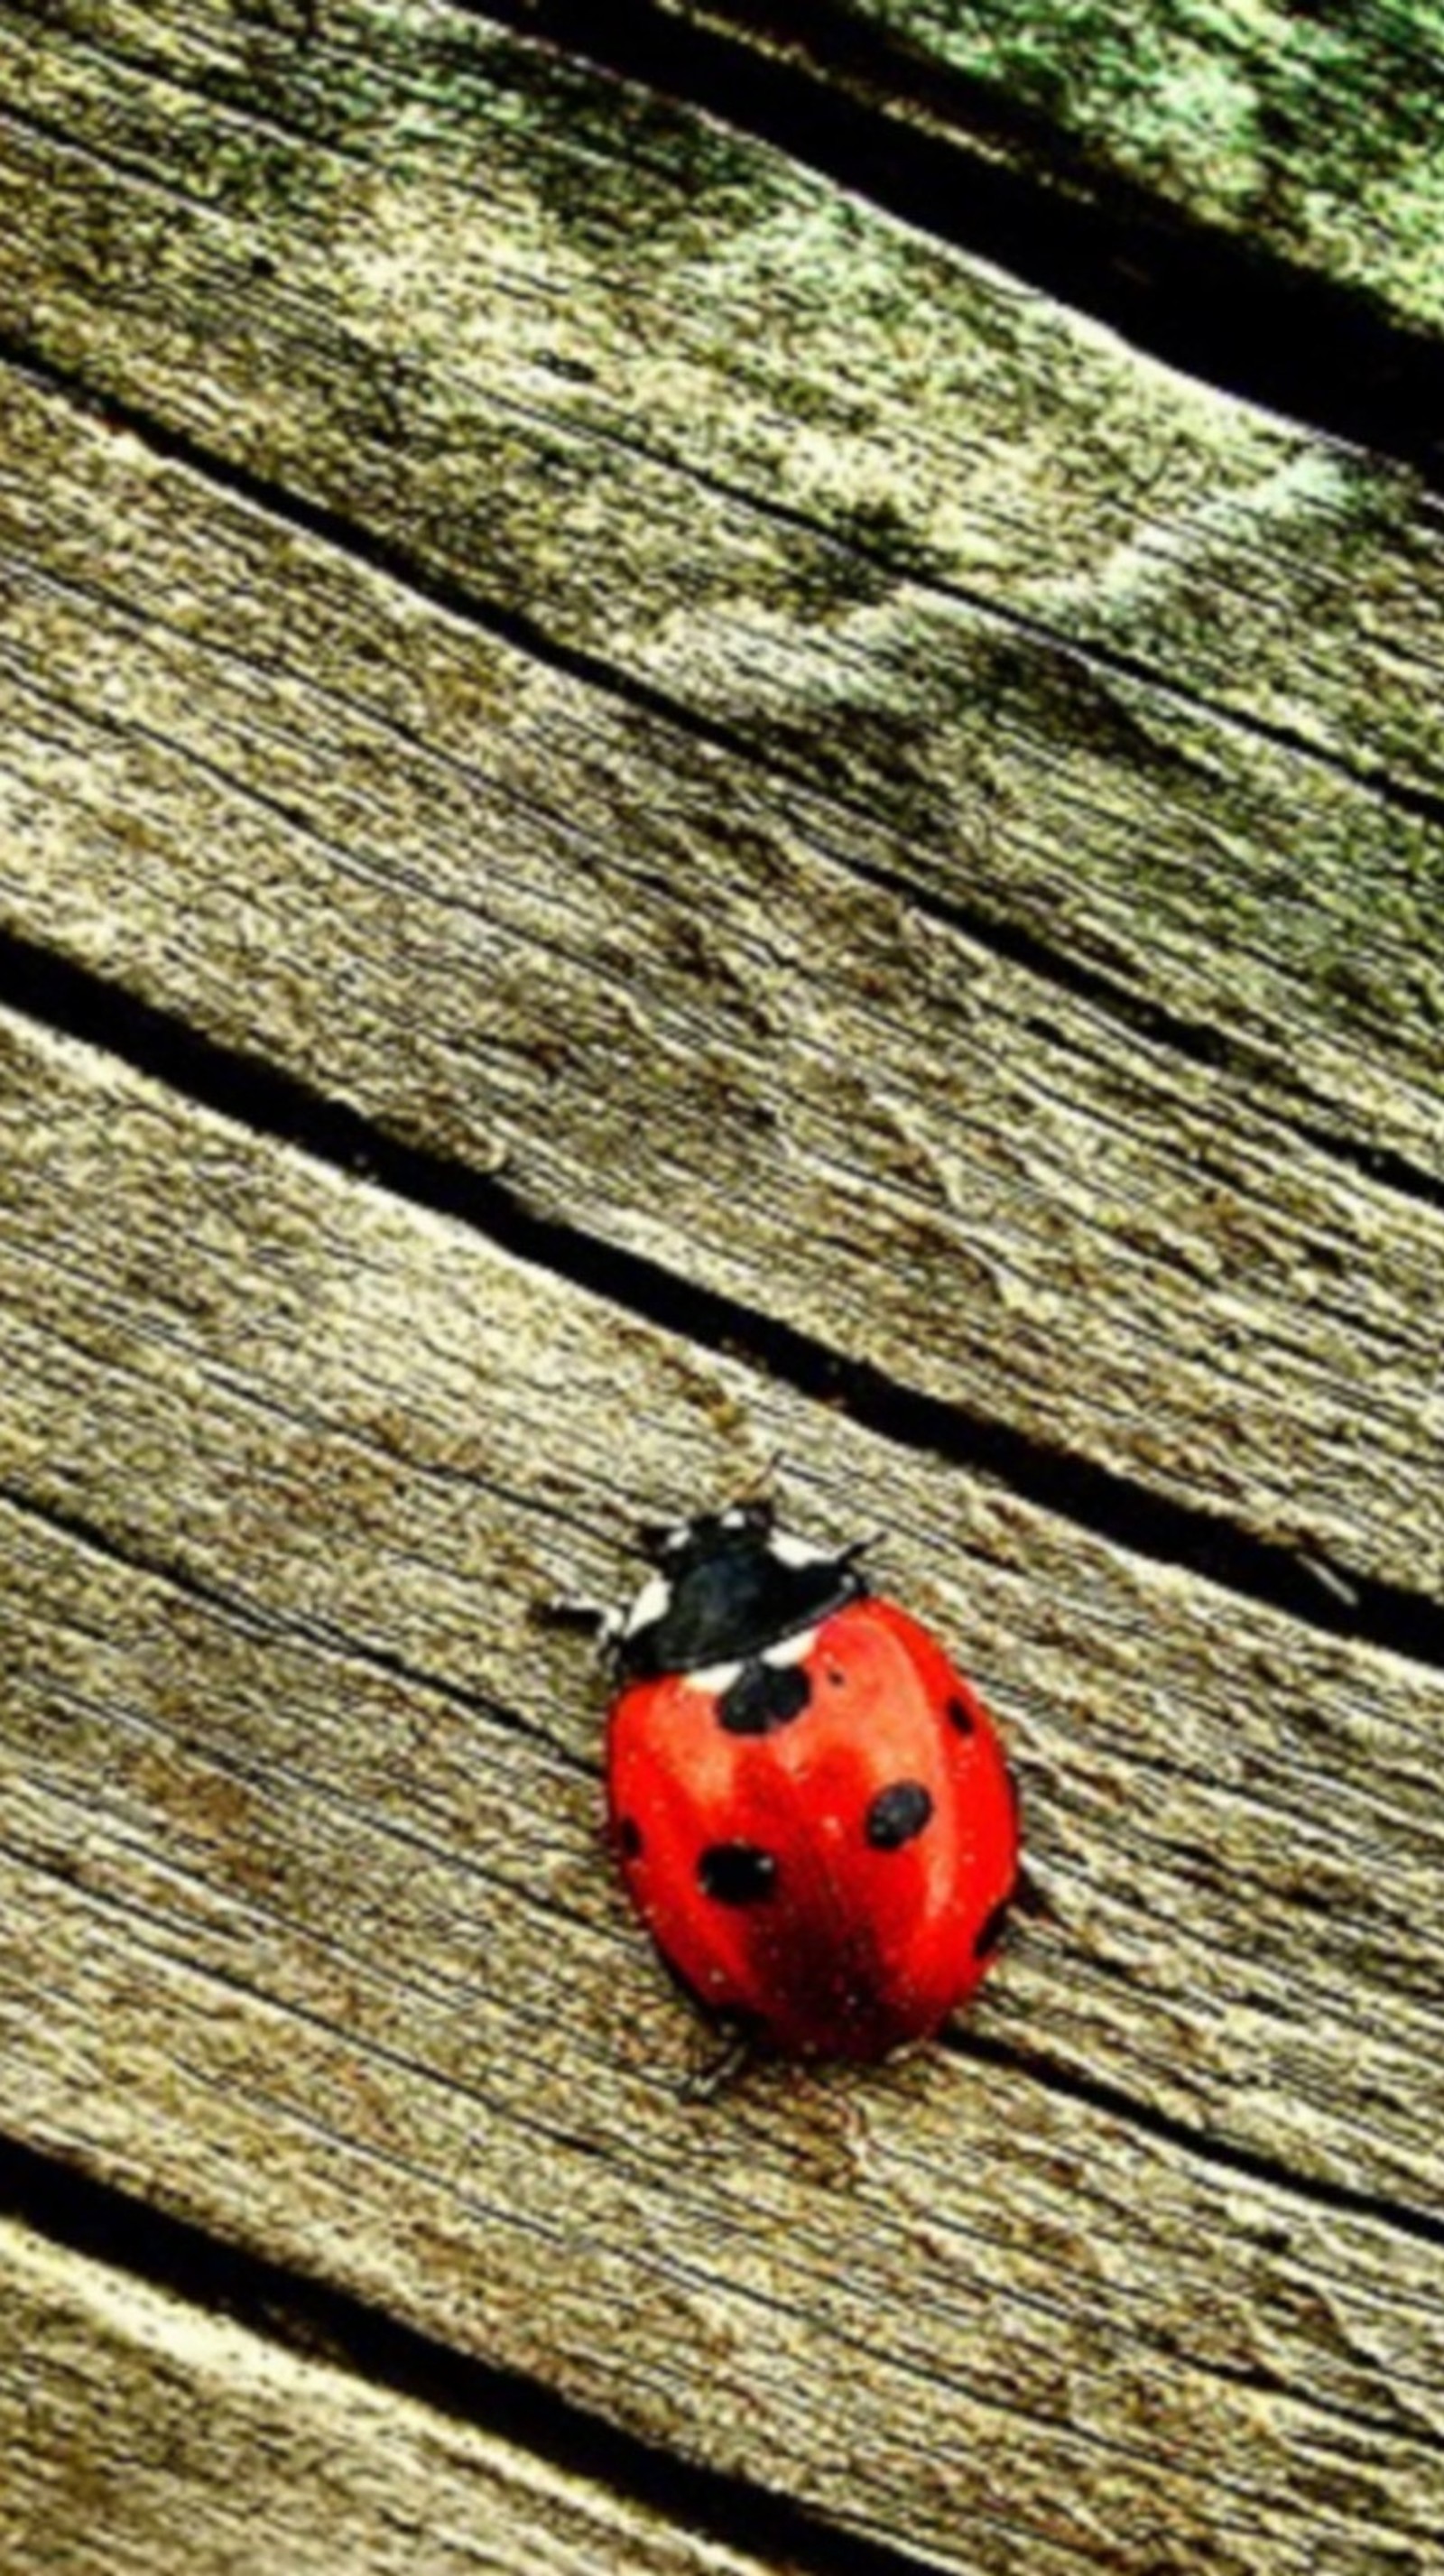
[840,1531,883,1568]
[736,1448,787,1508]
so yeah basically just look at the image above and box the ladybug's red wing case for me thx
[819,1598,1018,2038]
[606,1576,1019,2062]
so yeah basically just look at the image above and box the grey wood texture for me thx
[1,5,1441,2572]
[0,2213,788,2576]
[0,1010,1441,2574]
[653,0,1444,338]
[2,4,1442,1603]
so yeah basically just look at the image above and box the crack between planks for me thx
[3,346,1442,1215]
[11,524,1444,1218]
[3,935,1443,1675]
[0,1473,585,1772]
[946,2029,1444,2259]
[11,585,1440,1213]
[6,255,1443,861]
[619,430,1444,838]
[832,844,1444,1217]
[2,2077,1440,2571]
[0,331,816,797]
[0,2129,942,2576]
[460,0,1444,488]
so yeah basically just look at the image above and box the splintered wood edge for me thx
[0,2214,791,2576]
[0,1008,1441,2576]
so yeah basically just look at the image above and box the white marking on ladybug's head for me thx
[623,1571,672,1639]
[718,1505,750,1531]
[681,1660,745,1694]
[761,1628,819,1669]
[767,1529,830,1570]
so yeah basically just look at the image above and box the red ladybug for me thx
[605,1498,1020,2061]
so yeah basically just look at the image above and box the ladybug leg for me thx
[1012,1862,1054,1922]
[530,1595,620,1664]
[677,2024,757,2104]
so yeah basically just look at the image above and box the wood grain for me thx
[4,0,1443,804]
[0,2214,787,2576]
[3,10,1443,2565]
[1,1007,1441,2573]
[650,0,1444,339]
[3,366,1443,1619]
[3,5,1442,1618]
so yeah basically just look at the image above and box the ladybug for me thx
[605,1497,1020,2061]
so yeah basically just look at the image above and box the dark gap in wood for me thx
[0,2128,930,2576]
[6,326,1444,866]
[466,0,1444,486]
[0,1474,585,1766]
[4,935,1442,1673]
[0,332,788,789]
[947,2032,1444,2262]
[608,440,1444,833]
[4,349,1443,1215]
[9,319,1444,1135]
[0,1473,286,1638]
[840,845,1444,1212]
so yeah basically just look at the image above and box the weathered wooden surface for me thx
[650,0,1444,338]
[0,2213,785,2576]
[1,1010,1442,2576]
[3,5,1443,1612]
[5,0,1444,802]
[3,4,1444,2571]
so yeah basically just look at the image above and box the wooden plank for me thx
[650,0,1444,341]
[0,2213,787,2576]
[1,357,1440,1617]
[3,0,1443,810]
[1,1007,1441,2573]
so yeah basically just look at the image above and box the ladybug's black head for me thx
[615,1499,868,1682]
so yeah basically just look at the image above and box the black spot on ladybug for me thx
[974,1896,1011,1959]
[698,1841,778,1905]
[617,1816,643,1862]
[947,1693,976,1736]
[717,1660,811,1736]
[865,1780,933,1849]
